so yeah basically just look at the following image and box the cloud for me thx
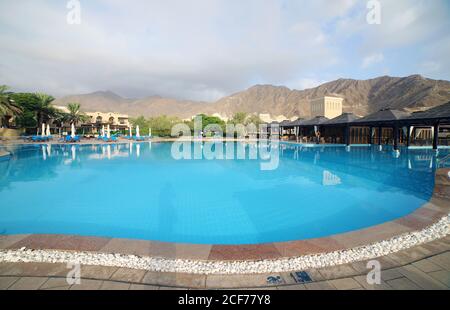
[361,53,384,68]
[0,0,448,101]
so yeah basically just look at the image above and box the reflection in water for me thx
[323,170,342,186]
[0,142,449,244]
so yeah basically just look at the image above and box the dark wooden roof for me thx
[324,113,360,125]
[406,102,450,121]
[353,109,410,124]
[279,120,292,126]
[280,118,305,127]
[301,116,330,126]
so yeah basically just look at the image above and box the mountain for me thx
[54,91,210,119]
[209,75,450,118]
[53,75,450,120]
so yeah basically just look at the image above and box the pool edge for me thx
[1,168,448,265]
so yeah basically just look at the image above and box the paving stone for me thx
[427,270,450,288]
[304,281,336,290]
[69,279,103,290]
[386,277,421,290]
[412,259,442,273]
[0,262,67,277]
[0,276,19,290]
[144,272,206,289]
[397,265,447,290]
[353,275,393,290]
[39,278,71,290]
[99,281,131,290]
[278,284,306,290]
[159,286,189,290]
[129,284,160,290]
[318,264,359,280]
[205,274,278,289]
[110,268,146,283]
[8,277,48,290]
[328,278,362,290]
[426,253,450,271]
[381,268,404,281]
[80,265,118,280]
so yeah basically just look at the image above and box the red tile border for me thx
[1,168,448,261]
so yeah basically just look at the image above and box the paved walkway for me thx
[1,237,449,290]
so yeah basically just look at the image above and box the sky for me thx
[0,0,449,101]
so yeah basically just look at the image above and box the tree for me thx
[64,103,89,125]
[229,112,247,125]
[0,85,22,125]
[245,114,262,126]
[34,93,58,130]
[10,93,40,129]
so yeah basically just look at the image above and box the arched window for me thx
[96,116,102,123]
[109,117,114,124]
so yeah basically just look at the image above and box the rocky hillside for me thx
[53,75,450,119]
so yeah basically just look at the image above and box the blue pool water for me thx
[0,142,448,245]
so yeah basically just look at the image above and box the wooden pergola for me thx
[278,102,450,150]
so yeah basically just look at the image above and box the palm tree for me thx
[65,103,89,126]
[34,93,58,132]
[0,85,22,122]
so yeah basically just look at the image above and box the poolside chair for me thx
[133,136,145,141]
[65,135,80,143]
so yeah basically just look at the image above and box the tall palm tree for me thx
[0,85,22,118]
[34,93,58,131]
[65,103,89,126]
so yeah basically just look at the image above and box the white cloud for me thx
[361,53,384,68]
[0,0,448,101]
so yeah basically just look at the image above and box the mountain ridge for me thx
[53,75,450,120]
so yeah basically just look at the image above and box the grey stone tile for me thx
[110,268,146,283]
[353,275,393,290]
[8,277,48,290]
[412,259,442,273]
[205,274,272,289]
[278,284,307,290]
[318,265,359,280]
[381,268,404,281]
[144,272,206,289]
[129,284,160,290]
[0,276,19,290]
[427,253,450,271]
[386,277,421,290]
[328,278,362,290]
[69,279,103,290]
[99,281,131,290]
[397,265,447,290]
[80,265,118,280]
[427,270,450,288]
[304,281,336,290]
[40,278,71,290]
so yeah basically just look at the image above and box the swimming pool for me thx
[0,142,447,245]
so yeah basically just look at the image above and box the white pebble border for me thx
[0,214,448,275]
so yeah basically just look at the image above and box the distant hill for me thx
[53,75,450,120]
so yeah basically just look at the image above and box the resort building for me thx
[55,106,130,133]
[310,95,343,119]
